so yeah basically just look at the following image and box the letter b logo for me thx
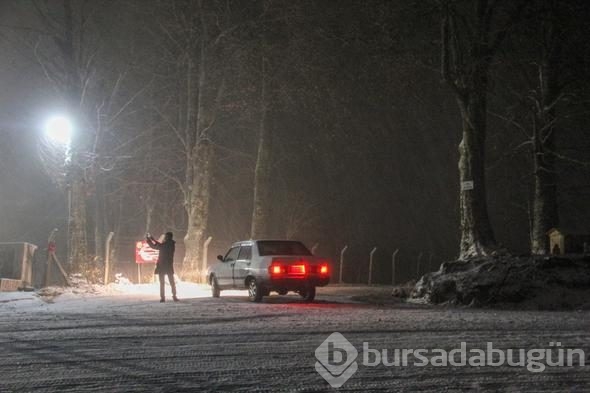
[328,341,349,366]
[315,333,358,388]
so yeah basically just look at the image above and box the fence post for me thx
[104,232,114,285]
[368,247,377,285]
[339,245,348,284]
[202,236,213,283]
[391,249,399,286]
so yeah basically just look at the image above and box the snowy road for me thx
[1,285,589,392]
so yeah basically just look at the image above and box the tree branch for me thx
[155,167,187,201]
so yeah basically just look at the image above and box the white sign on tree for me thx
[461,181,474,191]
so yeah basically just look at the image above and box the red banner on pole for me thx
[135,240,159,264]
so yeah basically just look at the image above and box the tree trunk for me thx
[251,53,273,239]
[68,172,88,270]
[531,128,557,254]
[61,0,88,271]
[93,174,105,261]
[143,121,156,235]
[145,201,154,234]
[531,5,560,254]
[183,140,213,279]
[182,1,215,280]
[457,82,497,258]
[440,0,515,259]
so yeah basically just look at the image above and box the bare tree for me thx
[491,0,589,254]
[441,0,525,258]
[145,0,247,280]
[529,0,561,254]
[249,1,334,239]
[24,0,106,270]
[3,0,159,278]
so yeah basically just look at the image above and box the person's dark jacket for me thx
[146,236,175,274]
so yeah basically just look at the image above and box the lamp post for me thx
[44,115,73,264]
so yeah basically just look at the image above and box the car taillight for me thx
[270,262,285,275]
[289,264,306,275]
[270,261,308,276]
[319,264,329,275]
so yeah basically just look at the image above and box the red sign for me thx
[135,240,159,264]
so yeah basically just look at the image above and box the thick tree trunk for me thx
[181,0,215,281]
[183,140,213,279]
[440,0,514,259]
[68,173,88,270]
[61,0,88,271]
[457,84,497,258]
[251,55,273,239]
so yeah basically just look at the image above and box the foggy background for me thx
[1,0,589,284]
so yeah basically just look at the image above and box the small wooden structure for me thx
[0,242,38,291]
[0,278,21,292]
[547,227,590,255]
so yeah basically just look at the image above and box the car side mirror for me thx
[217,255,224,262]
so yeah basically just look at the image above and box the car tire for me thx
[300,285,316,302]
[247,278,264,302]
[211,276,221,298]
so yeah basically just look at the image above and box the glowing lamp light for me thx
[45,116,73,146]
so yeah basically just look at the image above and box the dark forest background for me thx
[0,0,589,284]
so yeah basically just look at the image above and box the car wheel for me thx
[211,276,221,298]
[247,278,264,302]
[300,285,316,302]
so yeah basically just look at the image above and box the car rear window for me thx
[257,241,312,256]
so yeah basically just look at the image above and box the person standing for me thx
[146,232,179,302]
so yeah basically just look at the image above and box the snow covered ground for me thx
[1,283,589,392]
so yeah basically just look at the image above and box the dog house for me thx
[547,228,590,255]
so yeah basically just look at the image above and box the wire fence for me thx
[38,233,446,286]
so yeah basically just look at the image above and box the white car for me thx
[207,240,331,302]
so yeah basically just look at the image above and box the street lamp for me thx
[43,115,74,266]
[44,116,73,147]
